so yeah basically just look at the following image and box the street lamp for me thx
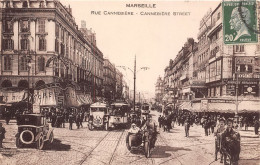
[117,55,149,112]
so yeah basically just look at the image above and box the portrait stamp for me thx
[222,0,258,44]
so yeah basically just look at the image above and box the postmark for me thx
[222,0,258,44]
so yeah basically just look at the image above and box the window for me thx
[234,45,245,52]
[217,12,220,20]
[3,56,12,70]
[21,39,29,50]
[6,1,10,8]
[20,56,28,71]
[39,37,46,51]
[4,21,13,33]
[22,1,28,8]
[39,2,44,8]
[60,43,65,56]
[55,24,59,37]
[55,39,59,53]
[3,39,13,50]
[20,20,30,32]
[38,19,45,33]
[38,56,45,72]
[236,64,253,73]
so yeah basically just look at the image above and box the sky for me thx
[60,0,220,97]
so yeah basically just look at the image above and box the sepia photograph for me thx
[0,0,259,164]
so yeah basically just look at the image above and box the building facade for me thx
[103,58,116,101]
[161,2,260,113]
[0,0,103,100]
[155,76,164,104]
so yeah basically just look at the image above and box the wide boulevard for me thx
[0,111,259,165]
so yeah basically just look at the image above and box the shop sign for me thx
[236,57,254,64]
[33,88,60,106]
[208,99,235,103]
[0,90,28,103]
[237,73,260,79]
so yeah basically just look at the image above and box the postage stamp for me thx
[222,0,258,44]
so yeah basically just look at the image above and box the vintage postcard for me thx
[0,0,259,165]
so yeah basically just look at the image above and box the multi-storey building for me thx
[122,79,129,101]
[162,2,260,114]
[155,76,164,104]
[0,0,103,100]
[115,68,123,100]
[103,58,116,101]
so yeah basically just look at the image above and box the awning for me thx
[208,103,235,113]
[0,89,28,104]
[76,94,92,106]
[64,87,80,108]
[191,103,201,112]
[33,87,63,107]
[179,101,192,110]
[208,100,260,113]
[238,100,260,113]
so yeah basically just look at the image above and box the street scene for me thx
[0,0,260,165]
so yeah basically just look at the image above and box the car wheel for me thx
[36,136,44,150]
[88,124,93,131]
[49,132,54,144]
[105,122,109,131]
[16,137,23,148]
[144,141,150,158]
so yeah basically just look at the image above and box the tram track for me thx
[78,129,126,165]
[108,130,125,164]
[158,133,183,165]
[78,130,110,165]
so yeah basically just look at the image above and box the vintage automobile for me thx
[109,102,130,129]
[15,114,54,150]
[88,102,109,130]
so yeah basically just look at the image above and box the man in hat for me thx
[0,123,6,148]
[184,116,191,137]
[141,115,158,148]
[222,118,240,165]
[214,117,226,163]
[68,113,74,130]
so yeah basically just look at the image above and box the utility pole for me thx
[133,55,136,111]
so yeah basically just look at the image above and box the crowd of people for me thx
[156,109,260,165]
[40,108,89,130]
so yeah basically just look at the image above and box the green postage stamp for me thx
[222,0,258,44]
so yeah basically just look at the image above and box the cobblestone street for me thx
[0,111,259,165]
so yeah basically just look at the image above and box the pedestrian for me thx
[76,113,81,129]
[222,118,240,165]
[158,115,162,128]
[80,111,84,128]
[214,117,226,163]
[184,117,191,137]
[243,117,248,131]
[0,123,6,148]
[254,118,259,135]
[211,118,216,134]
[68,113,74,130]
[204,119,209,136]
[84,111,88,122]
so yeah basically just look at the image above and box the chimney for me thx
[66,5,72,15]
